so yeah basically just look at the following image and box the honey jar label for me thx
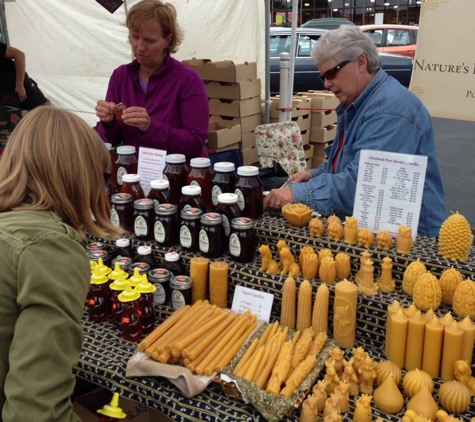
[180,225,192,248]
[134,216,148,237]
[229,233,241,257]
[154,221,166,243]
[198,229,209,253]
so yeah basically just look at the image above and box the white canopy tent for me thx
[3,0,267,127]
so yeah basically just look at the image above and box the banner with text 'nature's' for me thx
[409,0,475,122]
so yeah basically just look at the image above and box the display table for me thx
[75,214,475,421]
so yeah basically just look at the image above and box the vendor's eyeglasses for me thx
[319,60,351,82]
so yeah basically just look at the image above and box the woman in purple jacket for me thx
[95,0,209,160]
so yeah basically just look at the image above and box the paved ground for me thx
[432,117,475,229]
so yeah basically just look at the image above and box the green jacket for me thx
[0,210,90,422]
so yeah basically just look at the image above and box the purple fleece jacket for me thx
[97,56,209,160]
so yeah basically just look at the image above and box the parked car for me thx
[269,27,414,95]
[300,17,355,29]
[360,24,418,58]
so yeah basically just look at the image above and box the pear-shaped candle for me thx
[406,385,439,422]
[373,374,404,414]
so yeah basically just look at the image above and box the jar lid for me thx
[111,256,133,270]
[137,245,153,255]
[89,250,110,263]
[181,185,201,196]
[86,241,106,251]
[214,161,235,172]
[217,193,238,204]
[200,212,223,225]
[171,275,193,289]
[150,179,170,190]
[122,173,141,183]
[180,207,203,220]
[115,237,131,248]
[116,145,136,155]
[165,251,180,262]
[118,287,141,302]
[148,268,172,281]
[105,142,113,151]
[237,165,259,176]
[190,157,211,168]
[155,203,177,215]
[128,262,151,276]
[134,198,155,209]
[111,193,132,204]
[166,153,186,163]
[231,217,255,230]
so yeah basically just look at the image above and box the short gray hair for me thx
[311,26,382,73]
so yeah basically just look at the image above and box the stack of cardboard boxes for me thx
[183,59,263,165]
[269,91,339,169]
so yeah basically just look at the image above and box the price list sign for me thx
[353,149,428,241]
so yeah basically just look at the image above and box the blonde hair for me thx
[126,0,183,54]
[0,106,123,241]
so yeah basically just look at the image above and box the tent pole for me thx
[264,0,270,124]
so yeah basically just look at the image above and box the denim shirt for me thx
[291,69,446,237]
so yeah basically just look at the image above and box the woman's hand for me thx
[95,100,116,124]
[290,170,314,183]
[122,106,150,132]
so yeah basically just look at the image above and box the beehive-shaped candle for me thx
[438,212,472,261]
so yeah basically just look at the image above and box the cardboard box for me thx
[313,142,332,158]
[0,106,22,131]
[205,79,261,100]
[311,155,327,168]
[73,387,170,422]
[241,130,256,150]
[209,113,262,134]
[309,124,337,144]
[304,144,314,160]
[209,142,241,153]
[183,59,257,83]
[242,146,259,166]
[208,119,241,149]
[296,90,339,110]
[311,110,337,128]
[209,96,261,118]
[300,129,310,146]
[269,96,312,118]
[270,113,311,132]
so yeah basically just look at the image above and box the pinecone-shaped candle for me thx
[438,212,472,261]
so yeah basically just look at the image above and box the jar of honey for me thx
[148,268,172,305]
[229,217,256,263]
[179,207,202,252]
[133,198,155,241]
[162,251,185,278]
[121,173,145,202]
[215,193,242,239]
[211,162,237,208]
[128,262,151,282]
[110,237,134,261]
[187,157,213,210]
[234,165,264,219]
[178,185,207,214]
[170,275,193,310]
[154,203,179,247]
[163,154,189,205]
[133,245,157,269]
[105,143,118,190]
[148,179,172,206]
[111,193,134,233]
[199,212,225,258]
[115,145,138,186]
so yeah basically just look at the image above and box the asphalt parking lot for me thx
[432,117,475,229]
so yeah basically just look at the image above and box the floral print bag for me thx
[254,121,307,177]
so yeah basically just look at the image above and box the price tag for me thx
[231,285,274,323]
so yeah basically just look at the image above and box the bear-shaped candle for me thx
[333,279,358,348]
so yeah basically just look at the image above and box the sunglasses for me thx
[319,60,351,82]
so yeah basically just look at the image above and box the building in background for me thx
[272,0,422,26]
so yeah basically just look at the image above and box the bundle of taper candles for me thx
[385,300,475,381]
[137,300,256,376]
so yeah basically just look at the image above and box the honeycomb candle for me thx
[333,279,358,348]
[209,261,229,309]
